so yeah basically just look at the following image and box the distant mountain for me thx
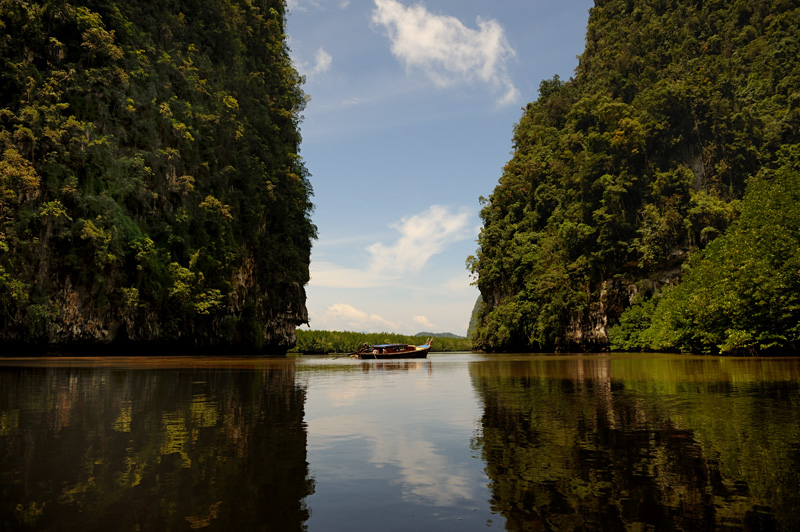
[415,332,466,339]
[467,296,484,339]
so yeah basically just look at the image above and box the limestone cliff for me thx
[469,0,800,352]
[0,0,314,354]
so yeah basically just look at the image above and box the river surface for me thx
[1,352,799,531]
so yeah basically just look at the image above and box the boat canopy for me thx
[373,343,408,348]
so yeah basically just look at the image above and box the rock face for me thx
[0,1,314,355]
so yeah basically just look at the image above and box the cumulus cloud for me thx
[367,205,472,276]
[412,315,435,329]
[371,0,520,106]
[298,46,333,77]
[309,204,475,289]
[325,303,398,330]
[313,47,333,74]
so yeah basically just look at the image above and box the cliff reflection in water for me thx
[0,359,313,531]
[471,356,800,531]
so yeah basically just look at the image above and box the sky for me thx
[286,0,593,336]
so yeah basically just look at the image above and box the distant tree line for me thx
[291,329,472,354]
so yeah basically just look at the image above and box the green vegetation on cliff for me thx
[469,0,800,354]
[610,148,800,354]
[0,0,314,353]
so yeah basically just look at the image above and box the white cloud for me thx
[325,303,399,330]
[312,47,333,74]
[309,204,475,289]
[368,204,473,276]
[412,315,435,329]
[371,0,520,106]
[297,46,333,77]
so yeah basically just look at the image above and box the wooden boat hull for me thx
[355,347,430,359]
[353,340,432,359]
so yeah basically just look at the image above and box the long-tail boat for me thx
[351,338,432,359]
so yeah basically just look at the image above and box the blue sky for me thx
[286,0,592,336]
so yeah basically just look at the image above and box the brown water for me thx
[1,353,799,531]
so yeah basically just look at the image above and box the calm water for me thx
[1,353,799,531]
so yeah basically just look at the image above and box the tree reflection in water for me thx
[0,359,313,531]
[471,356,800,531]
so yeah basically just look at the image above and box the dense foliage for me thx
[291,329,471,354]
[610,148,800,354]
[0,0,315,353]
[469,0,800,353]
